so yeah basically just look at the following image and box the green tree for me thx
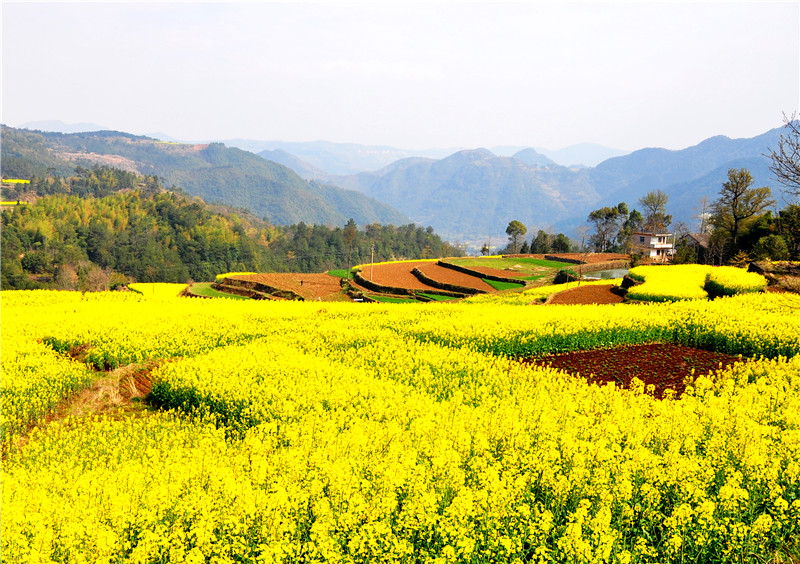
[343,218,358,277]
[711,168,775,252]
[505,220,527,253]
[638,190,672,232]
[671,238,698,264]
[588,203,627,252]
[552,233,571,253]
[529,230,551,254]
[778,204,800,259]
[618,208,644,253]
[753,234,789,261]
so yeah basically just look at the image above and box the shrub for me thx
[553,269,578,284]
[753,235,790,261]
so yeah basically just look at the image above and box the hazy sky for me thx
[2,1,798,152]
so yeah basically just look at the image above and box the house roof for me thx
[685,233,711,248]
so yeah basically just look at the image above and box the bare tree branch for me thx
[767,112,800,201]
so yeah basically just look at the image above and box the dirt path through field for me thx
[3,362,159,458]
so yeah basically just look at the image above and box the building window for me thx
[639,236,645,243]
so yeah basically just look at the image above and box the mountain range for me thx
[5,122,788,250]
[19,121,629,170]
[1,126,409,228]
[262,128,784,245]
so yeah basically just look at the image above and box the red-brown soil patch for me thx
[547,284,625,305]
[234,273,345,301]
[528,343,742,398]
[416,263,496,292]
[362,261,443,292]
[465,265,530,279]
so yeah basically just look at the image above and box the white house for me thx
[632,232,674,262]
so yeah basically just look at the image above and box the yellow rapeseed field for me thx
[628,265,767,302]
[2,286,799,563]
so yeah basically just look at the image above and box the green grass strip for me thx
[326,269,350,279]
[509,257,575,268]
[418,293,460,302]
[189,283,252,300]
[482,278,526,291]
[369,294,417,303]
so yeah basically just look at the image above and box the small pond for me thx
[584,268,629,280]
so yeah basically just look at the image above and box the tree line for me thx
[494,220,574,255]
[582,177,799,264]
[578,117,800,264]
[0,166,464,290]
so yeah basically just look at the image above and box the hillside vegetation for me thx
[0,167,463,290]
[0,125,410,227]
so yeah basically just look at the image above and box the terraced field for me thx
[207,254,629,303]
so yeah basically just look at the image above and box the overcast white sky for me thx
[2,1,798,152]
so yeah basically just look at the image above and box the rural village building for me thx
[680,232,712,264]
[632,232,675,262]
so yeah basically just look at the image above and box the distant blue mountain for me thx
[512,148,557,167]
[235,140,458,175]
[20,120,108,133]
[261,127,786,244]
[588,129,783,225]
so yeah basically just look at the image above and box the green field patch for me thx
[368,294,417,303]
[326,269,351,279]
[482,278,525,291]
[506,257,575,268]
[418,292,460,302]
[189,282,252,300]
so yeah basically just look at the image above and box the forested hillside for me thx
[0,125,410,227]
[0,167,463,290]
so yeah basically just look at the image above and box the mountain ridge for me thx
[0,125,411,228]
[274,127,785,244]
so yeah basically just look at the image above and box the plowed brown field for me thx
[362,261,442,292]
[233,273,343,301]
[528,343,742,399]
[464,265,528,279]
[547,284,625,305]
[416,263,496,292]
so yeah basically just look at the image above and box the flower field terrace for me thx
[627,265,768,302]
[2,289,800,563]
